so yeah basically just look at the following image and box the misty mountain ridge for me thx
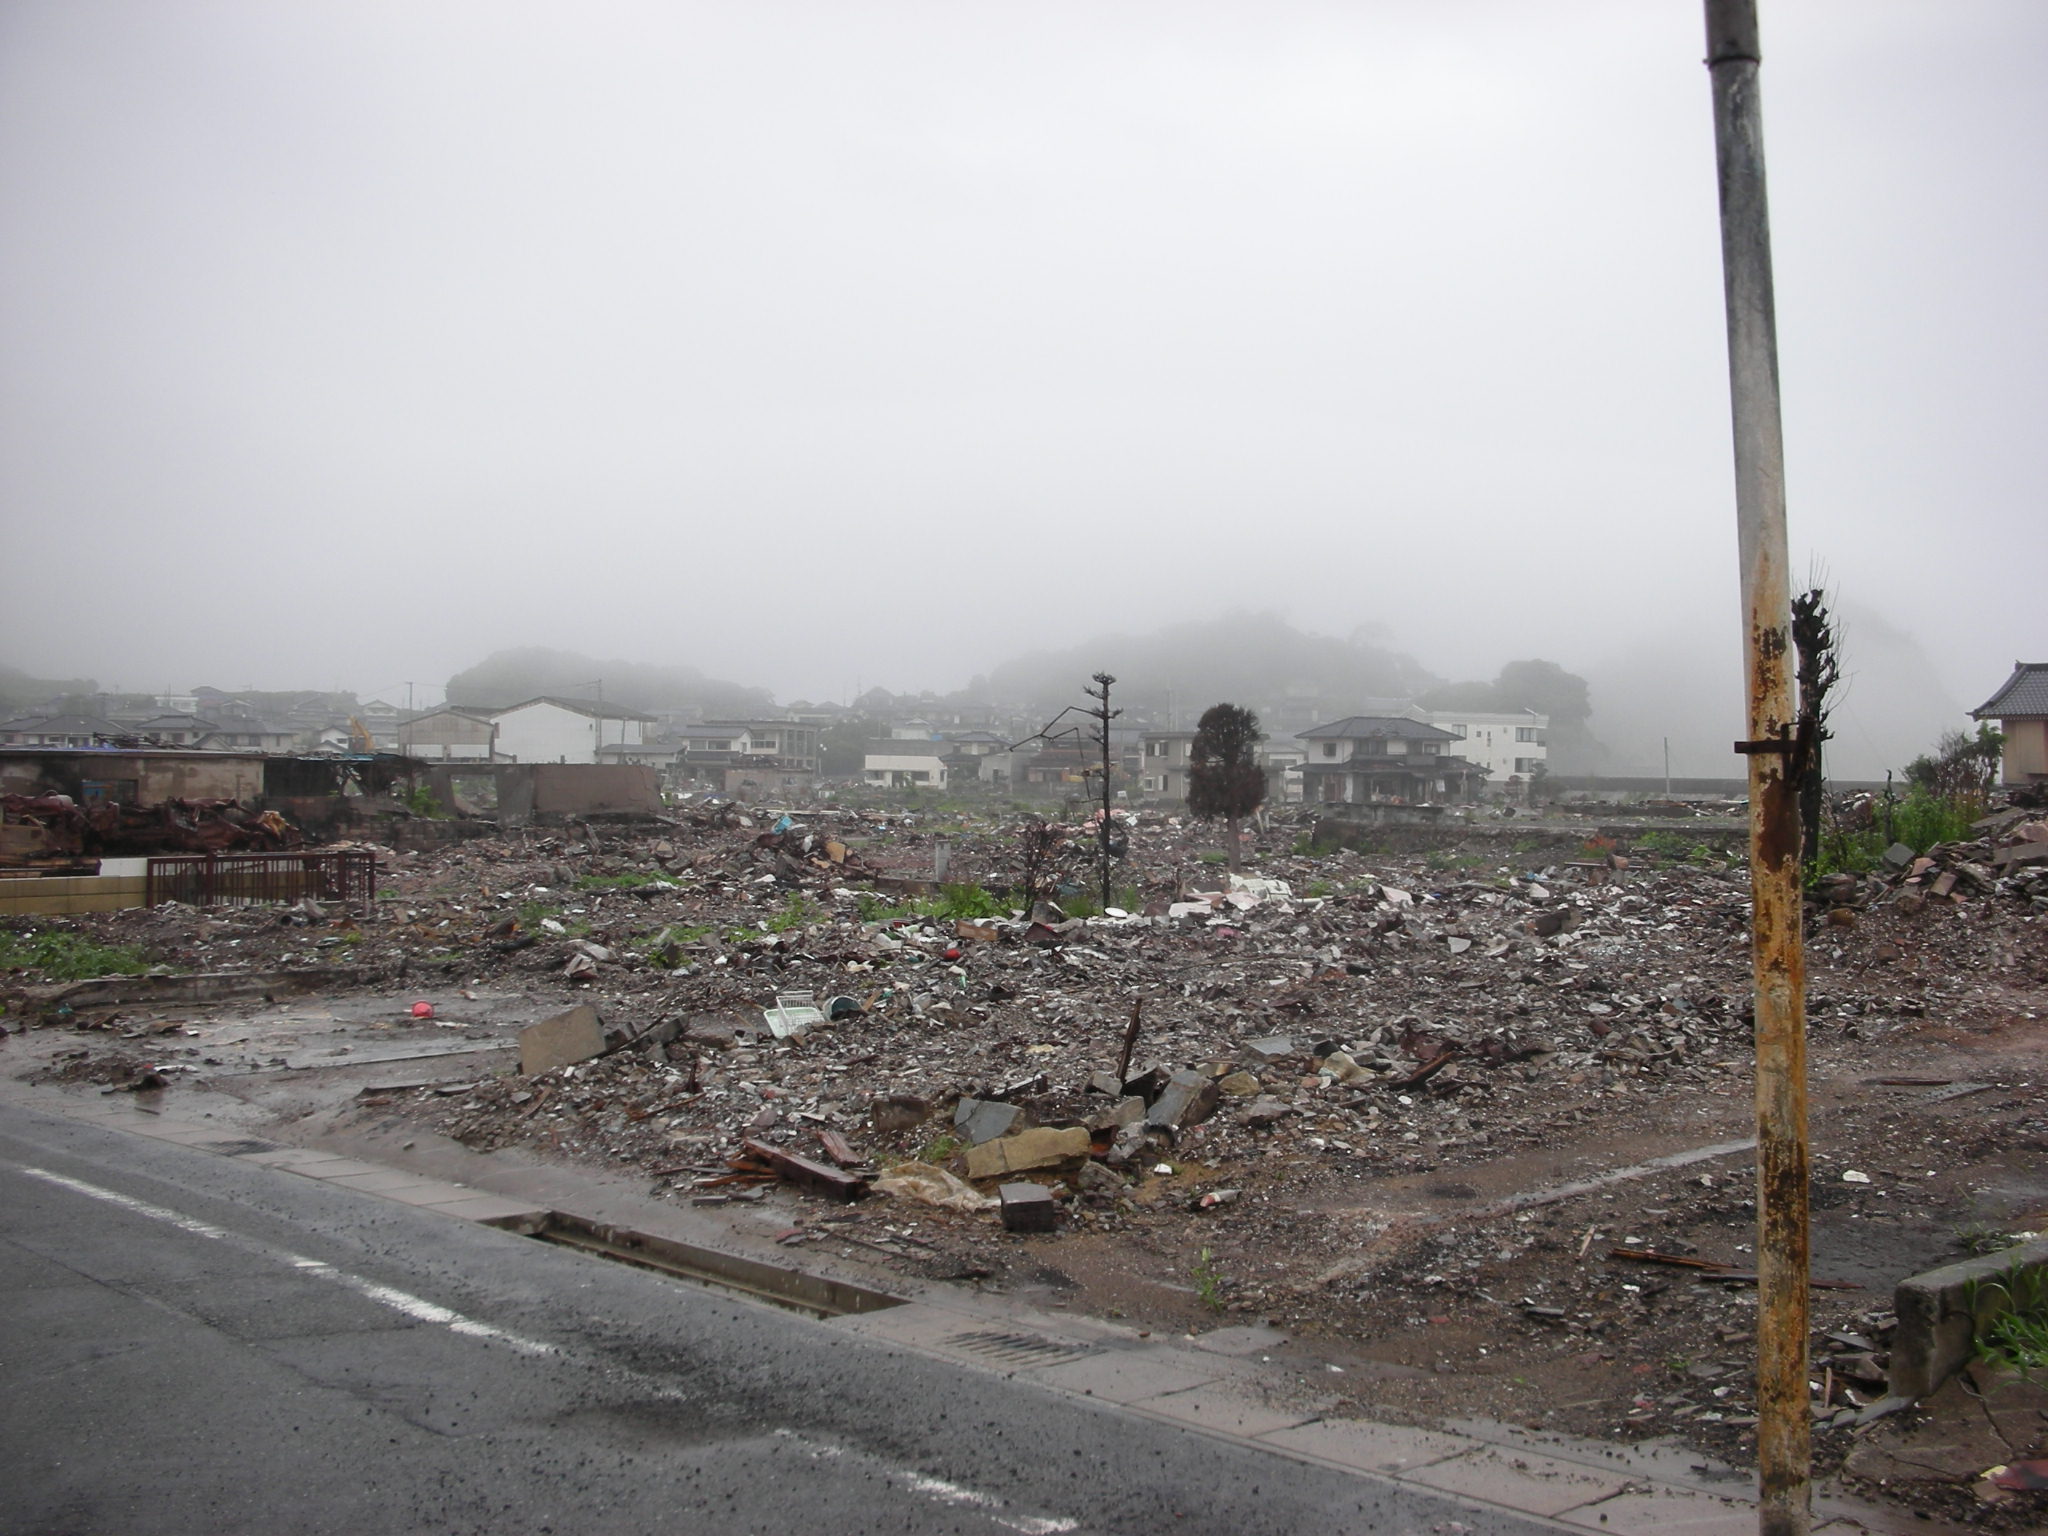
[441,618,1607,771]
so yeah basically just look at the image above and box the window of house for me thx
[1447,723,1466,738]
[1321,742,1337,757]
[1516,727,1544,743]
[1516,757,1542,774]
[1383,738,1406,755]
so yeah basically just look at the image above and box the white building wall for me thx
[491,703,645,764]
[1422,710,1547,788]
[862,752,948,786]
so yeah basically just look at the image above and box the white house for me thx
[863,744,949,789]
[1420,709,1547,796]
[487,697,654,764]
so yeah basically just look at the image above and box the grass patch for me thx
[573,871,674,892]
[0,928,154,981]
[765,892,824,932]
[1967,1260,2048,1371]
[910,883,1002,923]
[1061,885,1144,919]
[1812,787,1985,882]
[918,1133,961,1164]
[1192,1247,1226,1311]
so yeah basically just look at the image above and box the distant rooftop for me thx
[1297,715,1456,742]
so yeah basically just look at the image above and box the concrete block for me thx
[1890,1237,2048,1400]
[1145,1069,1220,1130]
[999,1183,1057,1233]
[964,1126,1091,1180]
[519,1003,605,1075]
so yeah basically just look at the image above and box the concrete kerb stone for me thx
[1890,1237,2048,1400]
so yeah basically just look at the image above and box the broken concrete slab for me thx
[964,1125,1091,1180]
[1242,1035,1293,1063]
[519,1003,606,1076]
[36,968,366,1012]
[1145,1069,1220,1130]
[953,1097,1022,1146]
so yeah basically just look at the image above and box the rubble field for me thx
[6,804,2046,1528]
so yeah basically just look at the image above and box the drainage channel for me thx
[494,1211,905,1320]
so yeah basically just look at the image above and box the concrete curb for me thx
[1890,1237,2048,1400]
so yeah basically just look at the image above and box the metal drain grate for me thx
[941,1329,1098,1368]
[201,1138,283,1156]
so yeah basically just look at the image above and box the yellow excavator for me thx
[347,716,376,752]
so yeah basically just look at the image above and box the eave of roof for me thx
[1971,663,2048,719]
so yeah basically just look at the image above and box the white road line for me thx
[22,1166,1079,1531]
[20,1166,553,1355]
[775,1429,1081,1533]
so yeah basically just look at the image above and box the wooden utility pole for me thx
[1702,3,1811,1531]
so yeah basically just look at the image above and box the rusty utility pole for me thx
[1085,672,1120,911]
[1703,4,1811,1532]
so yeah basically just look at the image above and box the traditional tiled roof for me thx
[1972,663,2048,719]
[1296,715,1457,742]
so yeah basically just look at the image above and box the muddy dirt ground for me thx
[6,804,2045,1526]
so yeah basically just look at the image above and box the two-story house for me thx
[1295,716,1487,804]
[1421,709,1548,799]
[487,697,655,764]
[1138,730,1197,800]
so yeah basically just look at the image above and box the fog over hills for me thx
[420,602,1962,782]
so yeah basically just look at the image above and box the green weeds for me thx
[1966,1260,2048,1372]
[0,929,154,980]
[573,871,673,892]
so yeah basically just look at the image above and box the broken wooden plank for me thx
[1608,1246,1732,1272]
[816,1129,860,1167]
[742,1137,869,1201]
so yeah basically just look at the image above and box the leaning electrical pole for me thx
[1702,4,1811,1533]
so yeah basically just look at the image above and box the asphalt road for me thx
[0,1102,1555,1535]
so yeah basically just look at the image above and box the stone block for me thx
[519,1003,606,1075]
[965,1126,1091,1180]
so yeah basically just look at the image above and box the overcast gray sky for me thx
[2,1,2041,772]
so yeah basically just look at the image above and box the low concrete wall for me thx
[1890,1237,2048,1400]
[0,875,149,916]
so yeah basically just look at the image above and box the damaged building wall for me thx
[0,749,266,806]
[496,764,662,825]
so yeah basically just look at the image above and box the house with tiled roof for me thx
[1971,662,2048,786]
[1296,716,1487,804]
